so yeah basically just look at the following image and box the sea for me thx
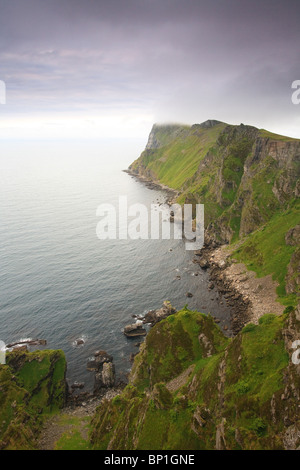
[0,139,232,392]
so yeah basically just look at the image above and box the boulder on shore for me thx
[144,301,176,326]
[71,381,85,390]
[123,323,147,337]
[7,339,47,349]
[94,362,115,391]
[12,344,28,352]
[87,350,113,371]
[102,362,115,388]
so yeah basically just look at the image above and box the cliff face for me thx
[91,307,300,450]
[89,121,300,450]
[129,121,300,306]
[0,349,67,450]
[130,121,299,242]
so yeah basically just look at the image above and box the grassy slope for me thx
[91,307,298,450]
[0,349,67,449]
[233,202,300,306]
[130,123,227,189]
[53,415,92,450]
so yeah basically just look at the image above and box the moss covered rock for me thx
[90,307,300,450]
[0,349,67,449]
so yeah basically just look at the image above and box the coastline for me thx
[194,242,285,335]
[123,168,179,204]
[124,168,285,335]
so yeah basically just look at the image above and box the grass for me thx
[91,307,297,450]
[230,314,288,403]
[0,350,67,449]
[54,415,92,450]
[232,202,300,306]
[131,123,227,190]
[131,308,228,389]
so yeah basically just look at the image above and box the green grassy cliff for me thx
[87,120,300,450]
[90,306,300,450]
[129,120,300,306]
[0,349,67,449]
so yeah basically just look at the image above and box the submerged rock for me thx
[75,338,85,346]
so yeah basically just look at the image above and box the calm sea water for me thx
[0,140,232,391]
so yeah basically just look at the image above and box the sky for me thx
[0,0,300,141]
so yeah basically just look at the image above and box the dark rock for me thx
[12,345,28,352]
[94,350,113,363]
[130,353,137,363]
[71,381,85,390]
[93,360,115,392]
[87,358,100,371]
[144,301,177,326]
[7,339,47,348]
[144,310,157,324]
[186,292,193,298]
[124,323,147,337]
[87,351,113,371]
[102,362,115,388]
[199,258,209,269]
[285,225,300,246]
[75,338,85,346]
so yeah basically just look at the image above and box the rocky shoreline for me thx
[194,241,285,334]
[124,169,285,335]
[123,168,179,204]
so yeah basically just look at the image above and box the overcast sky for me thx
[0,0,300,140]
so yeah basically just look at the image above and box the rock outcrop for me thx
[90,307,300,450]
[0,349,67,450]
[85,349,115,394]
[143,300,176,326]
[123,323,147,337]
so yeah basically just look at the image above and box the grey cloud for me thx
[0,0,299,135]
